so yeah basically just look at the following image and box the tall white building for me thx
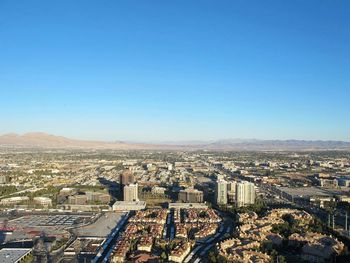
[236,181,255,207]
[124,183,139,202]
[227,181,237,193]
[215,179,228,205]
[227,180,237,204]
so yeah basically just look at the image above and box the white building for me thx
[33,197,52,207]
[0,196,29,206]
[151,186,166,195]
[123,183,139,202]
[236,181,255,207]
[215,179,228,205]
[112,201,146,211]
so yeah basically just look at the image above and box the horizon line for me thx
[1,132,350,144]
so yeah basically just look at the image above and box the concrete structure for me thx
[0,196,29,206]
[151,186,166,195]
[168,203,208,209]
[310,196,335,208]
[119,169,135,193]
[320,178,338,188]
[112,201,146,211]
[68,195,88,205]
[0,248,32,263]
[215,179,228,205]
[123,183,138,202]
[178,188,203,203]
[236,181,255,207]
[33,197,52,207]
[85,192,111,204]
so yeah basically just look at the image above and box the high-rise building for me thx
[236,181,255,207]
[227,181,237,204]
[123,183,139,202]
[119,169,135,194]
[120,169,135,185]
[227,181,237,192]
[178,188,203,203]
[215,179,228,205]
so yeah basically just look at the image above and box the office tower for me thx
[236,181,255,207]
[215,179,228,205]
[178,188,204,203]
[124,183,139,202]
[119,169,135,193]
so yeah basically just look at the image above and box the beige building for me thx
[178,188,203,203]
[236,181,255,207]
[215,179,228,205]
[123,183,139,202]
[0,196,29,206]
[33,197,52,207]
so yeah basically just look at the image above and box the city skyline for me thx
[1,1,350,141]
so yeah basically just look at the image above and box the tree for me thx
[160,252,167,261]
[208,251,217,263]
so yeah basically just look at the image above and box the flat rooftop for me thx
[277,186,350,198]
[168,203,208,209]
[113,201,146,206]
[0,248,31,263]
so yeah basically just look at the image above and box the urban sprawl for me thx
[0,150,349,262]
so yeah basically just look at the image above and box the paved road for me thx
[184,211,234,263]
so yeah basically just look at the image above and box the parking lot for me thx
[10,214,91,227]
[74,212,124,237]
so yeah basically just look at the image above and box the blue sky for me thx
[0,1,349,141]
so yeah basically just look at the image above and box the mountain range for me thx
[0,132,349,151]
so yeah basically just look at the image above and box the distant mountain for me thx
[0,132,349,151]
[204,139,350,151]
[0,132,146,149]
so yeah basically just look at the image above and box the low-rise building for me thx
[137,236,153,252]
[0,248,32,263]
[169,241,191,263]
[0,196,29,206]
[151,186,166,195]
[178,188,203,203]
[33,197,52,207]
[112,201,146,211]
[68,195,88,205]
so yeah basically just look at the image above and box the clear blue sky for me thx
[1,1,349,142]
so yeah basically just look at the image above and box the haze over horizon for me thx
[1,132,350,144]
[1,1,349,142]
